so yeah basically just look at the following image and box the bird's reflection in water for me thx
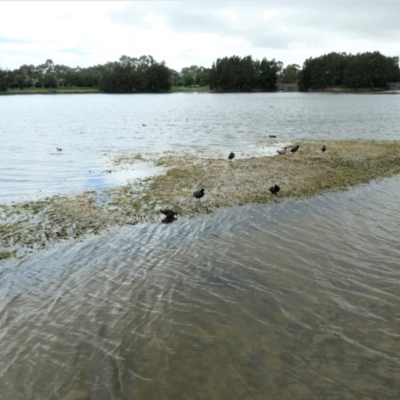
[160,209,178,223]
[162,215,177,224]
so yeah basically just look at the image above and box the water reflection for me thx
[1,177,400,399]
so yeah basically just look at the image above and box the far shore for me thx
[1,87,99,95]
[1,139,400,261]
[1,86,399,95]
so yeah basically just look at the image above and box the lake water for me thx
[1,92,400,399]
[1,92,399,202]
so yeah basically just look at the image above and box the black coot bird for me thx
[269,135,277,138]
[160,209,178,218]
[290,145,299,153]
[56,147,62,152]
[142,123,146,127]
[160,209,178,223]
[269,184,280,195]
[193,188,205,201]
[321,144,327,152]
[228,152,235,160]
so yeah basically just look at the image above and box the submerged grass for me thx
[2,139,400,258]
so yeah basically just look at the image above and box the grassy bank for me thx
[2,139,400,259]
[3,87,208,95]
[170,86,210,93]
[3,87,99,95]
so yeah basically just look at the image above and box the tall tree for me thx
[145,61,171,92]
[0,68,10,91]
[209,55,280,91]
[299,51,400,91]
[280,64,301,83]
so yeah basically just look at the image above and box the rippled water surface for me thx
[1,93,400,399]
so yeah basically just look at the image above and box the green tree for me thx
[99,56,171,93]
[209,55,280,91]
[280,64,300,83]
[299,51,400,91]
[99,62,134,93]
[257,58,280,90]
[14,74,25,89]
[179,65,210,87]
[44,73,57,88]
[169,69,180,86]
[145,61,171,92]
[0,68,10,91]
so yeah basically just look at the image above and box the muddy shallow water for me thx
[1,176,400,399]
[2,93,400,399]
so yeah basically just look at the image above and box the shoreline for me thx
[1,87,399,95]
[1,87,99,95]
[2,139,400,260]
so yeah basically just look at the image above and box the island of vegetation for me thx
[1,139,400,260]
[0,51,399,94]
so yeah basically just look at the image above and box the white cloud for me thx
[0,1,399,71]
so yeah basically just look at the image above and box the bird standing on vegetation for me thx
[321,145,327,152]
[56,147,62,151]
[269,184,280,195]
[290,145,299,153]
[160,209,178,223]
[160,209,178,218]
[228,152,235,160]
[193,188,205,201]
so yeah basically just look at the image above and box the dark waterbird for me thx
[142,123,146,127]
[269,135,277,138]
[160,209,178,218]
[160,209,178,223]
[322,144,327,152]
[193,188,205,201]
[269,184,280,195]
[290,145,300,153]
[162,215,177,224]
[228,152,235,160]
[56,147,62,151]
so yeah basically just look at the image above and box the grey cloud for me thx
[109,1,400,49]
[106,1,400,69]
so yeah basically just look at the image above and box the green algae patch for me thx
[0,251,12,260]
[2,140,400,258]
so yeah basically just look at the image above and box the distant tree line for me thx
[0,68,9,91]
[2,59,103,90]
[208,55,282,91]
[99,55,171,93]
[0,55,171,93]
[1,51,399,93]
[170,65,210,87]
[298,51,400,91]
[279,64,301,84]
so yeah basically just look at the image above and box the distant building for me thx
[276,83,298,92]
[387,82,400,90]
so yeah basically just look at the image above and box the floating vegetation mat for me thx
[2,139,400,259]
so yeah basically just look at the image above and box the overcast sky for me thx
[1,1,399,71]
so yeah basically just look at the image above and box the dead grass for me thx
[2,139,400,258]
